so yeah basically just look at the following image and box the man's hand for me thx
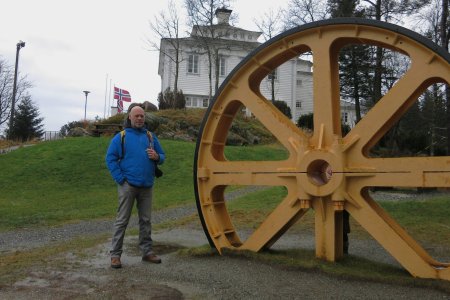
[146,148,159,161]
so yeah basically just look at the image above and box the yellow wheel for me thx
[194,18,450,281]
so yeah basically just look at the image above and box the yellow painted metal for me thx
[195,19,450,281]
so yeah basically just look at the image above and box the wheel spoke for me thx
[208,76,308,152]
[198,159,305,187]
[309,39,342,144]
[346,190,446,275]
[347,157,450,188]
[242,91,308,148]
[371,157,450,173]
[241,193,309,252]
[345,63,442,154]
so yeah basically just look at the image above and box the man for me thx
[106,106,165,269]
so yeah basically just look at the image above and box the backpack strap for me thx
[120,130,126,159]
[120,130,153,159]
[146,130,153,146]
[146,130,160,165]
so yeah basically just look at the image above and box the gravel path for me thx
[1,189,450,299]
[0,186,268,254]
[0,188,441,254]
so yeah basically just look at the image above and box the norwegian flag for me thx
[117,99,124,113]
[114,87,131,102]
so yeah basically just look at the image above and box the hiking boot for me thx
[142,254,161,264]
[111,257,122,269]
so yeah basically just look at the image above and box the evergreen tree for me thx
[421,85,448,155]
[328,0,370,122]
[338,45,373,122]
[7,96,44,141]
[328,0,359,17]
[392,101,426,155]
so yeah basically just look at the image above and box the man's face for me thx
[129,107,145,129]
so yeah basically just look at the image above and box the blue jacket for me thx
[106,127,165,187]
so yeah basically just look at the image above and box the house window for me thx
[342,112,348,123]
[296,79,302,86]
[219,56,226,76]
[185,97,192,107]
[268,69,278,81]
[296,101,301,108]
[203,98,209,107]
[188,54,199,74]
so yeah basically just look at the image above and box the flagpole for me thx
[108,80,112,117]
[103,74,108,119]
[112,84,116,113]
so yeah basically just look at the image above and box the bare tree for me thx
[184,0,235,100]
[254,9,283,102]
[0,58,14,128]
[0,57,31,132]
[361,0,431,22]
[148,0,185,94]
[281,0,329,29]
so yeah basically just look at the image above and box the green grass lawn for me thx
[1,135,450,249]
[0,137,288,231]
[0,137,197,230]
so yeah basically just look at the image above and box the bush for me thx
[273,100,292,119]
[158,88,186,110]
[60,121,83,136]
[297,113,314,130]
[297,113,351,135]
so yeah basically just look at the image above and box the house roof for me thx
[191,24,262,42]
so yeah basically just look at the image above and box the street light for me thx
[83,90,90,121]
[8,40,26,138]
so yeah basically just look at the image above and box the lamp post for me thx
[83,90,90,121]
[8,40,26,138]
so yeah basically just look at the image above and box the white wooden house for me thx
[158,8,357,127]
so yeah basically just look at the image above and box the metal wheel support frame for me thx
[194,18,450,281]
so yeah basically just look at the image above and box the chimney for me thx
[215,8,232,25]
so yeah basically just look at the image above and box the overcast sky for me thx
[0,0,289,131]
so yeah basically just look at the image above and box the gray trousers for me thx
[110,182,153,258]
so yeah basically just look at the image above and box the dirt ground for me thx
[1,225,450,299]
[1,190,450,299]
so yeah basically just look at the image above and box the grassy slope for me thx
[1,136,449,247]
[0,137,287,231]
[0,138,115,229]
[0,137,195,230]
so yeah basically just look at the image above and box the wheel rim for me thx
[194,18,450,281]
